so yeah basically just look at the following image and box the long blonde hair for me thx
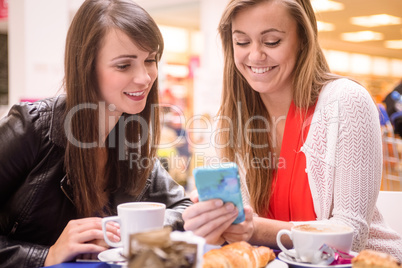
[217,0,336,215]
[64,0,163,217]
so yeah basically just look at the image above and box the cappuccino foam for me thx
[294,224,351,233]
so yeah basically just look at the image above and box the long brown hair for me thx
[64,0,164,217]
[217,0,337,215]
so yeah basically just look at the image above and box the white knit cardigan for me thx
[240,78,402,260]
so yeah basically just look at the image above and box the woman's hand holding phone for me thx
[222,205,255,243]
[183,163,254,244]
[182,197,239,245]
[183,194,255,245]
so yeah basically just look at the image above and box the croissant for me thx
[202,241,276,268]
[352,250,401,268]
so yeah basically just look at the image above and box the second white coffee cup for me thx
[102,202,166,256]
[276,223,353,264]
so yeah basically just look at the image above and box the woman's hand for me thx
[222,205,255,243]
[182,191,241,245]
[44,217,120,266]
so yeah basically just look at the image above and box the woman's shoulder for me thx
[5,95,66,142]
[321,78,368,96]
[318,78,373,107]
[8,95,64,119]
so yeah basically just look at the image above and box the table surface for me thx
[46,262,120,268]
[45,249,285,267]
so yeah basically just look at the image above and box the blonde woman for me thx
[183,0,402,261]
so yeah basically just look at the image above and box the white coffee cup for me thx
[102,202,166,256]
[276,223,353,264]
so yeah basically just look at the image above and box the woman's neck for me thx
[259,90,293,119]
[259,89,293,156]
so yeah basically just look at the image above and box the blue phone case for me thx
[193,162,245,224]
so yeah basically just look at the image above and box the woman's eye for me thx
[264,40,281,46]
[116,64,130,70]
[235,41,250,46]
[145,58,157,63]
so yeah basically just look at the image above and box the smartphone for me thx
[193,162,245,224]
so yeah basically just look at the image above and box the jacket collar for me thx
[49,94,67,148]
[47,95,75,204]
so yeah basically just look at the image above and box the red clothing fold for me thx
[267,102,317,221]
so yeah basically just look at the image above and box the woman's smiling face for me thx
[231,0,300,98]
[96,28,158,117]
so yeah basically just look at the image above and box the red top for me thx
[267,102,317,221]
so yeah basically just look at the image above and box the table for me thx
[45,262,120,268]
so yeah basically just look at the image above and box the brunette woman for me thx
[0,0,191,267]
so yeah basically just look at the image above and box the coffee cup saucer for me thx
[98,247,127,265]
[278,249,357,268]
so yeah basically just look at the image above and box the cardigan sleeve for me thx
[332,80,382,250]
[304,78,383,251]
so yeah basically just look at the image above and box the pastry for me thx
[128,227,198,268]
[202,241,275,268]
[352,249,400,268]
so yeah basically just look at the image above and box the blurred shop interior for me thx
[0,0,401,191]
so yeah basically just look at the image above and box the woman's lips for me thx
[250,66,277,74]
[124,91,146,101]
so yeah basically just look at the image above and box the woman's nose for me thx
[133,66,152,86]
[249,43,267,61]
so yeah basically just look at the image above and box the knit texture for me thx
[302,78,402,260]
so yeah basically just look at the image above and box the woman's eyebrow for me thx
[261,28,285,34]
[111,55,138,61]
[232,28,285,35]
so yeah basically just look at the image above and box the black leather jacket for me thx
[0,96,192,268]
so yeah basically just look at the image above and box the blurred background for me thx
[0,0,401,191]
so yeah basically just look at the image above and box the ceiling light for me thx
[341,31,384,42]
[311,0,344,12]
[317,21,335,32]
[350,14,402,27]
[385,40,402,49]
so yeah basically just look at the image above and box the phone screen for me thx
[193,162,245,224]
